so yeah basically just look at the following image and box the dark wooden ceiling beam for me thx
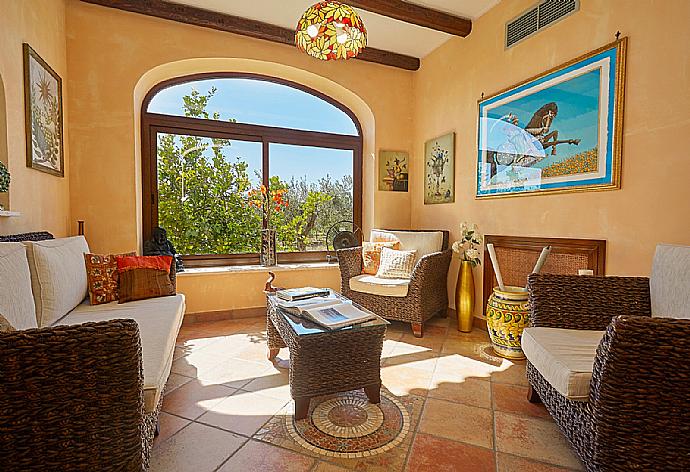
[348,0,472,37]
[79,0,421,71]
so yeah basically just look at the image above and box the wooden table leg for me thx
[364,382,381,404]
[294,397,311,420]
[411,322,423,338]
[268,348,280,361]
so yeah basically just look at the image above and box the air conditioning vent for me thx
[506,0,579,48]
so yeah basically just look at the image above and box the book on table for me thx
[276,296,377,330]
[276,287,331,301]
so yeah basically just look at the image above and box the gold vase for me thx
[455,260,475,332]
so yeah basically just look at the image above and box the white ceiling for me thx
[169,1,501,58]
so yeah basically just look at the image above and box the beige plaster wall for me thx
[412,0,690,314]
[0,0,71,236]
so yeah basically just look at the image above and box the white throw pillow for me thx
[650,244,690,319]
[370,229,444,263]
[24,236,90,327]
[0,242,38,330]
[376,247,417,279]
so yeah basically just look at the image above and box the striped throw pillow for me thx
[376,247,417,279]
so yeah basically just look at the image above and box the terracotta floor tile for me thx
[197,389,289,436]
[428,374,492,409]
[162,379,236,420]
[492,383,550,419]
[383,347,439,372]
[381,363,434,397]
[217,439,316,472]
[164,372,193,395]
[406,433,495,472]
[197,358,273,389]
[497,452,576,472]
[153,412,191,445]
[490,361,529,387]
[434,353,496,381]
[313,461,353,471]
[419,398,494,448]
[242,367,291,401]
[149,422,246,472]
[494,412,584,470]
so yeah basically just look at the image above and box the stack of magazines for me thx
[275,291,376,330]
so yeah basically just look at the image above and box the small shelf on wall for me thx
[0,210,20,217]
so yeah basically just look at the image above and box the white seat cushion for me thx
[650,244,690,319]
[0,242,38,330]
[24,236,90,327]
[58,294,186,413]
[370,229,444,263]
[522,327,605,401]
[349,274,410,297]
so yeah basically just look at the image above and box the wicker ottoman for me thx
[266,292,388,420]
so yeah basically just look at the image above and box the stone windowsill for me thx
[178,261,340,277]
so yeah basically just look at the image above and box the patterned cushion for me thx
[84,252,135,305]
[362,241,400,275]
[117,255,175,303]
[376,247,417,279]
[370,229,444,264]
[0,313,15,332]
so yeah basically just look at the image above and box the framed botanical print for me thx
[424,132,455,204]
[23,43,64,177]
[476,38,627,198]
[379,150,409,192]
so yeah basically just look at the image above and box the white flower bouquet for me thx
[452,222,483,267]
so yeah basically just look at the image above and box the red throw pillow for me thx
[116,255,175,303]
[84,252,136,305]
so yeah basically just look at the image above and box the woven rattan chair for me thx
[525,247,690,471]
[338,229,451,337]
[0,320,146,471]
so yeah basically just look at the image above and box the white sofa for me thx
[0,234,185,470]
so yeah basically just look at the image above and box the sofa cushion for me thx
[24,236,90,327]
[376,247,417,279]
[371,229,443,263]
[362,241,400,275]
[0,242,38,330]
[58,293,186,413]
[650,244,690,319]
[116,255,175,303]
[522,327,605,401]
[349,274,410,297]
[84,252,135,305]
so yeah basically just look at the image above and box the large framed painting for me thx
[23,43,64,177]
[476,38,627,198]
[379,150,409,192]
[424,132,455,204]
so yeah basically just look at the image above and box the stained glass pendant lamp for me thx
[296,2,367,61]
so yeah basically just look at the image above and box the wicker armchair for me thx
[338,230,451,337]
[0,319,147,471]
[525,273,690,471]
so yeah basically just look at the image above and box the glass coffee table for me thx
[266,291,388,420]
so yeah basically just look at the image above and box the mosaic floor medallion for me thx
[285,389,410,458]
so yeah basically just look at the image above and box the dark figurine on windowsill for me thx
[144,226,184,272]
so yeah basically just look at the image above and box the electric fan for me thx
[325,220,361,263]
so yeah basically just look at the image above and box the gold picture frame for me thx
[476,38,627,198]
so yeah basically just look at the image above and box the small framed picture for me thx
[23,43,64,177]
[424,132,455,204]
[379,150,409,192]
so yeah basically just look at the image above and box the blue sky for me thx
[150,78,356,184]
[487,68,600,168]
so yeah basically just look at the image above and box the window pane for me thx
[148,78,358,136]
[156,132,262,255]
[268,143,354,252]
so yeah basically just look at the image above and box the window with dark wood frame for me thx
[141,73,363,267]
